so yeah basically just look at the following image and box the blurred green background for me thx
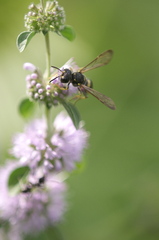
[1,0,159,239]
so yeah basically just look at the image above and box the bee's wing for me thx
[81,85,116,110]
[80,50,113,73]
[63,57,75,67]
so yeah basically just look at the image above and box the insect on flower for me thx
[50,50,116,110]
[21,176,45,193]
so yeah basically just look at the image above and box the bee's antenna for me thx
[51,66,63,72]
[50,66,63,83]
[50,76,59,83]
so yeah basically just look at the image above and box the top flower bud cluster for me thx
[24,1,65,34]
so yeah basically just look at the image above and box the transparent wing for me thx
[81,85,116,110]
[62,57,76,69]
[80,50,113,73]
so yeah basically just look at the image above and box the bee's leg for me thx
[66,82,70,90]
[57,82,70,91]
[70,95,86,105]
[70,87,87,105]
[78,86,88,98]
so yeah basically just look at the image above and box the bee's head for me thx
[61,68,73,83]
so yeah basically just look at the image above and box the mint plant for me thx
[0,1,89,239]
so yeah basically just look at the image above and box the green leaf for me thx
[8,166,30,196]
[19,98,35,119]
[60,100,81,129]
[60,25,76,41]
[16,31,36,52]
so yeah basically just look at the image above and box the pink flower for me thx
[10,112,89,172]
[0,161,67,238]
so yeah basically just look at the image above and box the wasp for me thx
[50,50,116,110]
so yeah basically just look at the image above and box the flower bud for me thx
[23,62,36,72]
[24,1,66,34]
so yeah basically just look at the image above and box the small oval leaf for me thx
[16,31,36,52]
[8,166,30,196]
[19,98,35,119]
[60,25,76,41]
[60,99,81,129]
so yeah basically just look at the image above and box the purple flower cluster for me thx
[24,58,78,108]
[0,161,67,238]
[11,112,89,172]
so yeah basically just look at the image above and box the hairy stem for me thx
[45,32,51,79]
[44,32,52,137]
[40,0,51,79]
[45,107,52,141]
[40,0,45,9]
[41,0,52,136]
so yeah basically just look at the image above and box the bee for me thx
[50,50,116,110]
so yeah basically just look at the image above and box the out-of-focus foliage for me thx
[1,0,159,240]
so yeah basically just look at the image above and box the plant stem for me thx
[45,107,52,140]
[45,32,51,79]
[40,0,45,9]
[44,32,52,137]
[41,0,51,79]
[41,0,52,135]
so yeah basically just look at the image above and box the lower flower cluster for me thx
[0,162,67,240]
[0,112,89,239]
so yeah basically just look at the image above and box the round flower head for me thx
[24,58,79,108]
[10,112,89,172]
[0,161,67,238]
[24,1,65,34]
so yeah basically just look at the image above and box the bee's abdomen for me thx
[85,79,93,88]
